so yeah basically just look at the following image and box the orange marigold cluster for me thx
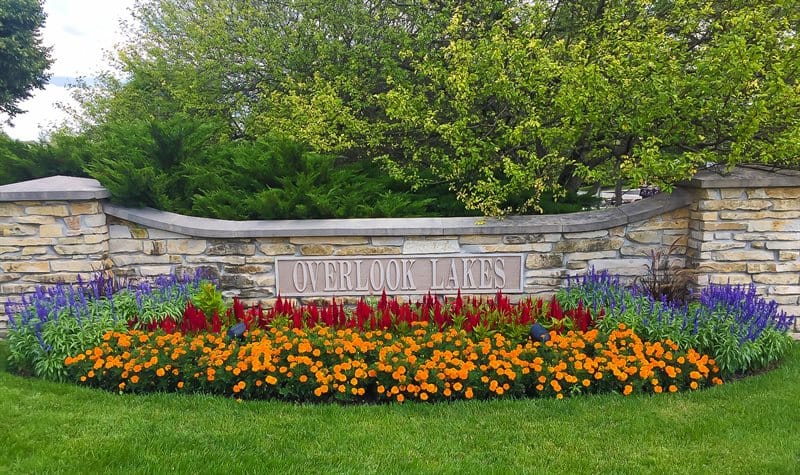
[64,323,722,402]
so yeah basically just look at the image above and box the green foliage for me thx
[83,0,799,215]
[7,302,125,381]
[190,281,227,319]
[0,0,52,118]
[0,131,88,185]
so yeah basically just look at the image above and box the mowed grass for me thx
[1,342,799,474]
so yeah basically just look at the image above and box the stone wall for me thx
[1,166,798,337]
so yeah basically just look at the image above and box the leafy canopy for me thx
[0,0,51,119]
[76,0,799,215]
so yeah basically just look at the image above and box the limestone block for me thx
[129,227,148,239]
[752,273,799,285]
[82,225,108,235]
[24,204,69,216]
[289,236,369,245]
[63,216,81,230]
[779,251,799,261]
[82,214,106,227]
[54,244,106,255]
[719,211,800,220]
[566,261,587,270]
[0,203,22,216]
[770,285,800,295]
[334,246,401,256]
[771,199,800,211]
[16,215,55,224]
[630,219,688,232]
[462,243,553,253]
[246,256,276,264]
[694,262,748,273]
[140,265,175,276]
[721,189,746,199]
[170,255,182,264]
[207,242,256,256]
[221,274,255,288]
[50,260,106,273]
[751,241,766,249]
[0,237,55,246]
[186,255,247,265]
[746,263,777,273]
[402,239,460,254]
[525,253,564,269]
[39,224,64,238]
[562,230,608,239]
[662,234,688,247]
[257,243,296,255]
[620,246,661,257]
[1,261,50,273]
[699,189,721,200]
[765,241,800,250]
[748,220,800,232]
[300,244,334,256]
[698,199,772,211]
[689,211,719,221]
[458,235,503,245]
[148,229,189,239]
[776,262,800,272]
[0,224,37,236]
[698,222,748,232]
[709,274,753,285]
[143,240,166,256]
[554,238,623,253]
[503,233,551,244]
[83,234,108,245]
[765,188,800,199]
[526,268,566,278]
[588,258,650,275]
[223,264,270,274]
[109,239,144,253]
[166,239,207,255]
[626,231,661,244]
[732,232,799,241]
[70,201,101,215]
[525,277,563,286]
[21,247,48,256]
[371,237,405,246]
[0,246,19,254]
[113,254,171,266]
[713,250,775,261]
[109,225,132,239]
[697,241,746,252]
[566,250,619,261]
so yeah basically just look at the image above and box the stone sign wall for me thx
[1,166,799,337]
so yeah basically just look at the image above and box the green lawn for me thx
[1,342,799,474]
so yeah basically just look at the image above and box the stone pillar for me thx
[684,166,800,332]
[0,176,111,336]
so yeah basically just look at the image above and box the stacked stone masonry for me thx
[0,167,798,337]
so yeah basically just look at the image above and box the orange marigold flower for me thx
[668,385,678,393]
[156,368,166,377]
[130,375,140,384]
[654,385,663,394]
[623,385,633,396]
[265,375,278,385]
[556,393,564,400]
[582,379,591,387]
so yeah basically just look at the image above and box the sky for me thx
[1,0,135,141]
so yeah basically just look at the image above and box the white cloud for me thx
[2,0,135,141]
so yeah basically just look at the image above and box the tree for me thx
[78,0,799,215]
[0,0,51,119]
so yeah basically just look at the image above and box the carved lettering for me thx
[277,254,523,296]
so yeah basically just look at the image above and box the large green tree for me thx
[78,0,799,215]
[0,0,51,119]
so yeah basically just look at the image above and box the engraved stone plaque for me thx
[275,254,524,297]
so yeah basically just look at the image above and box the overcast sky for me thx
[1,0,135,141]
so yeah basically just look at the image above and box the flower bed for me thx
[64,323,721,402]
[5,270,794,403]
